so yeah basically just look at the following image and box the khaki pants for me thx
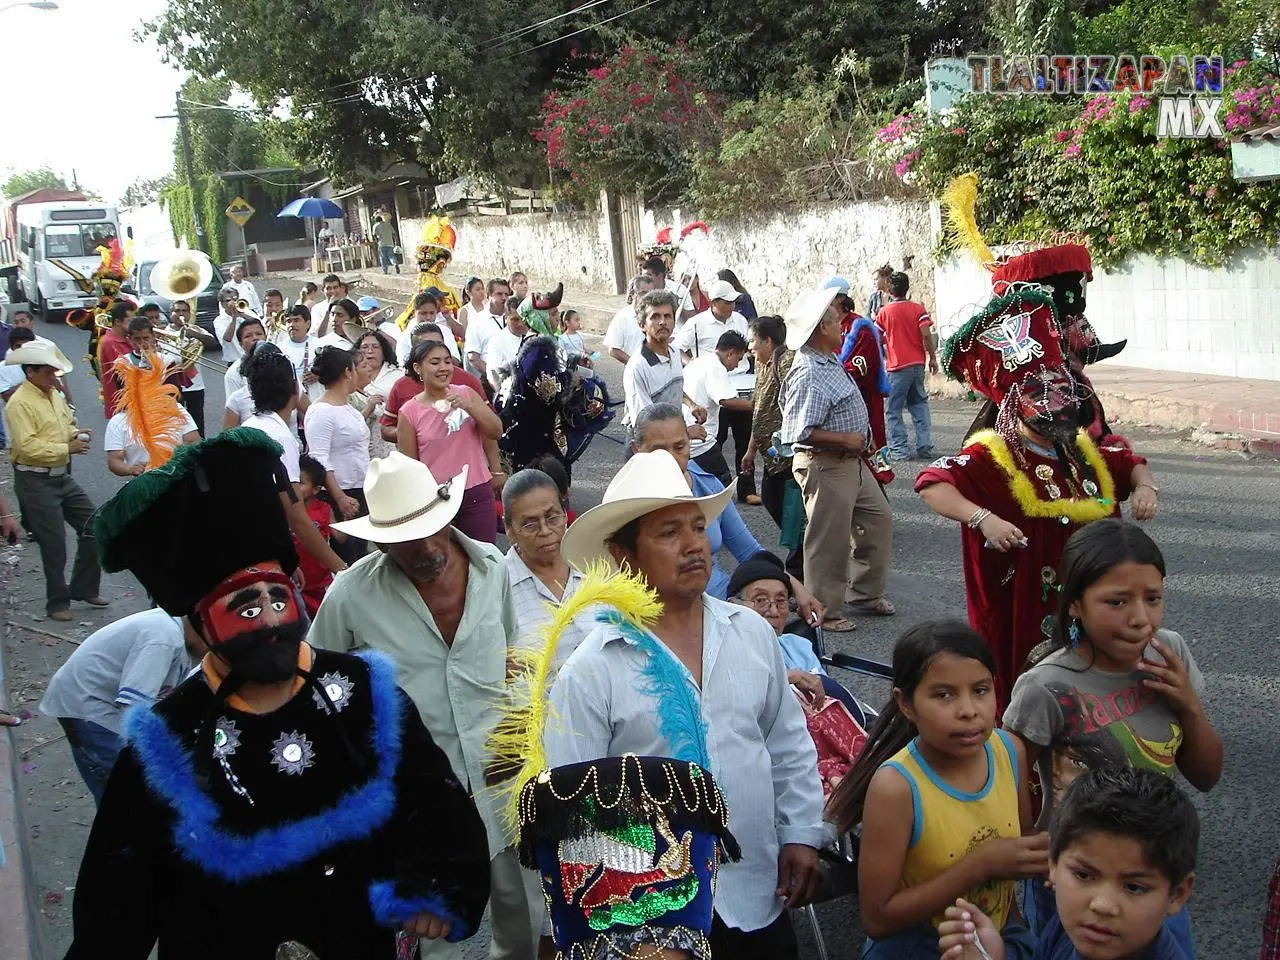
[419,845,543,959]
[791,452,893,615]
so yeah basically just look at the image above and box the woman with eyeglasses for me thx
[501,468,596,675]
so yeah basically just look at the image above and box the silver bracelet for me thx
[967,508,992,530]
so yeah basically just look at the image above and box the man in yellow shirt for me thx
[5,342,105,622]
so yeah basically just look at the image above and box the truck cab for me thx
[15,202,121,319]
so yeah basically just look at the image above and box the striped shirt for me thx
[622,341,684,427]
[503,549,597,673]
[779,345,869,446]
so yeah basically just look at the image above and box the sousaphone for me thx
[148,245,214,302]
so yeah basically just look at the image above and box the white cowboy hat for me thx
[331,452,469,543]
[4,341,73,376]
[784,286,842,351]
[560,450,735,572]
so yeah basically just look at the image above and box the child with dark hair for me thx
[291,454,347,616]
[526,452,576,525]
[1002,519,1221,956]
[826,620,1045,958]
[939,766,1199,960]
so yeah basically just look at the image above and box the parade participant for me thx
[741,315,803,574]
[299,280,319,309]
[104,350,199,478]
[39,609,206,804]
[67,237,131,380]
[393,215,460,331]
[307,346,372,561]
[227,262,261,313]
[877,271,937,462]
[826,622,1042,959]
[310,451,544,960]
[486,296,531,402]
[516,282,564,339]
[380,322,484,440]
[222,315,269,399]
[828,277,893,483]
[604,274,652,365]
[262,287,285,320]
[273,303,320,405]
[5,341,104,622]
[400,290,463,366]
[315,297,363,351]
[673,278,749,365]
[548,450,825,958]
[464,278,512,381]
[682,330,752,486]
[311,273,349,336]
[126,315,193,391]
[558,308,585,358]
[458,276,486,331]
[97,300,135,417]
[508,271,530,302]
[642,256,696,322]
[780,287,894,632]
[161,298,216,436]
[213,284,250,363]
[223,341,299,430]
[398,339,502,544]
[915,285,1157,707]
[69,430,492,958]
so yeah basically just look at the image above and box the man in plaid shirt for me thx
[780,287,894,633]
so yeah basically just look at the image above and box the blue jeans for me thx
[378,244,398,272]
[886,363,932,458]
[58,717,123,807]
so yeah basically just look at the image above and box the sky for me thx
[0,0,183,205]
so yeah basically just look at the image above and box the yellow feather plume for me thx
[486,562,663,832]
[111,353,186,469]
[941,173,997,271]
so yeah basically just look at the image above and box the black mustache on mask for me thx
[214,620,307,684]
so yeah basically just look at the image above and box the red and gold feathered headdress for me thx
[93,238,132,282]
[110,353,187,469]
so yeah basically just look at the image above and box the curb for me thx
[0,623,44,959]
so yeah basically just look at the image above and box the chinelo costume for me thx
[66,428,491,960]
[64,237,133,379]
[396,215,460,329]
[486,566,740,960]
[914,273,1147,707]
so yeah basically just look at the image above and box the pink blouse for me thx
[399,388,492,489]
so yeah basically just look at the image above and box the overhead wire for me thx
[492,0,666,61]
[480,0,613,49]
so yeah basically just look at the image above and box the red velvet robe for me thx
[842,321,887,451]
[915,430,1145,707]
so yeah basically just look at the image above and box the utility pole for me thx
[174,93,207,255]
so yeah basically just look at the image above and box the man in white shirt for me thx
[603,275,652,366]
[682,329,753,485]
[273,306,321,403]
[104,404,200,478]
[483,300,530,403]
[222,317,268,398]
[228,263,261,313]
[674,278,750,370]
[463,278,510,382]
[213,284,251,363]
[159,299,216,437]
[39,608,205,805]
[311,273,349,336]
[622,290,705,441]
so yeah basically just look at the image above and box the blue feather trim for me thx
[601,611,711,768]
[124,651,404,883]
[848,316,892,396]
[367,881,471,942]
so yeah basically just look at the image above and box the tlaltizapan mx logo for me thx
[966,55,1224,139]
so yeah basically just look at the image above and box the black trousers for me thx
[716,407,756,500]
[710,910,797,960]
[325,487,369,565]
[13,470,100,613]
[182,389,206,438]
[760,467,804,581]
[693,444,733,487]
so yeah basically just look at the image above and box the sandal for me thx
[0,711,21,728]
[820,617,858,633]
[852,598,896,616]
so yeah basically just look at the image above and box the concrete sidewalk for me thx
[268,267,1280,453]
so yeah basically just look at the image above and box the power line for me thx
[480,0,613,50]
[493,0,665,61]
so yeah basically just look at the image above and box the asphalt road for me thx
[5,308,1279,959]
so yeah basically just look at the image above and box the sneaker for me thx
[915,446,937,460]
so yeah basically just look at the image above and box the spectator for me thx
[603,274,652,365]
[310,452,543,960]
[558,309,586,358]
[621,289,703,440]
[674,278,750,365]
[373,212,399,274]
[463,278,511,381]
[484,295,530,403]
[39,609,206,804]
[508,270,529,303]
[227,262,261,313]
[780,288,893,631]
[641,256,694,321]
[867,263,894,320]
[290,454,346,615]
[457,276,486,332]
[310,273,350,336]
[5,341,104,622]
[717,267,759,320]
[397,339,503,544]
[551,449,825,958]
[305,346,371,563]
[682,330,753,485]
[398,290,461,366]
[876,270,937,461]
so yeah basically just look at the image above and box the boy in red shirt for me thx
[875,271,938,461]
[293,455,346,615]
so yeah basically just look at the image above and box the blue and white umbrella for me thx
[277,196,344,219]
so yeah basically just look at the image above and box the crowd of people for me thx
[0,214,1256,960]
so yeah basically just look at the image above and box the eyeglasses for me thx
[745,596,789,613]
[516,513,567,537]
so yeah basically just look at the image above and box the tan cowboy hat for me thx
[331,452,468,543]
[783,286,842,351]
[560,450,735,572]
[4,341,73,376]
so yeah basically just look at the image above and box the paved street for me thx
[4,309,1279,958]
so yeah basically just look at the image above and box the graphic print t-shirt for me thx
[1003,628,1203,828]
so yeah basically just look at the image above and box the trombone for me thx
[154,325,224,373]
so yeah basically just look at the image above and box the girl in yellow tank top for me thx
[826,621,1045,960]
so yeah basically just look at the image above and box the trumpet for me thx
[264,309,288,340]
[236,298,253,313]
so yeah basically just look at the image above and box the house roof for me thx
[1234,123,1280,143]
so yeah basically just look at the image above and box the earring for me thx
[1068,619,1081,647]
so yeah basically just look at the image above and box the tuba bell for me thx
[148,248,215,301]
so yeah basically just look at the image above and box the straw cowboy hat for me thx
[4,341,73,376]
[331,452,468,543]
[560,450,735,572]
[783,286,842,351]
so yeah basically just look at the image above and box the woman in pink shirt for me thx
[396,339,504,543]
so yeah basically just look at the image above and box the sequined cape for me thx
[65,647,492,960]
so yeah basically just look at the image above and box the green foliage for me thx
[2,166,70,199]
[120,176,174,208]
[538,42,719,205]
[887,65,1280,267]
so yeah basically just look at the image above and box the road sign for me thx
[225,196,255,227]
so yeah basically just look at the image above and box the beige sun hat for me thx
[331,451,468,543]
[559,449,735,572]
[4,341,73,376]
[783,286,842,351]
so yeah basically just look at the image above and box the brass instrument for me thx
[236,297,253,313]
[264,309,288,340]
[154,325,220,371]
[148,247,215,301]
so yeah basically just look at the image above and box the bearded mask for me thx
[195,561,306,684]
[1016,369,1081,442]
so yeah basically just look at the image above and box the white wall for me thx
[934,246,1280,381]
[448,212,616,289]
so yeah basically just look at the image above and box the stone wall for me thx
[433,212,617,291]
[935,248,1280,381]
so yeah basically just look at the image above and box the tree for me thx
[120,175,174,208]
[2,166,70,199]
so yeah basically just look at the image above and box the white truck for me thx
[8,200,121,319]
